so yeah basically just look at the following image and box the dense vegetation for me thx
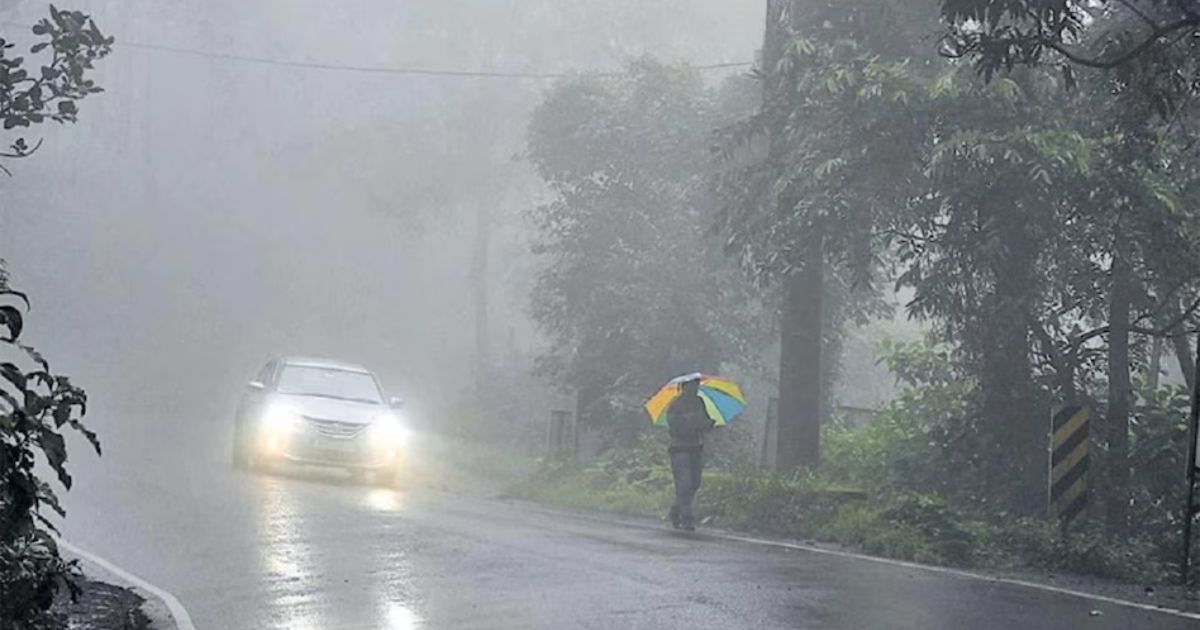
[523,0,1200,582]
[526,61,774,447]
[517,340,1187,581]
[0,8,109,630]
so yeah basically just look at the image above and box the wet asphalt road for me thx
[61,411,1200,630]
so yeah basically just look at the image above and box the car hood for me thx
[274,394,384,425]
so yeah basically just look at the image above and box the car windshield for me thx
[275,365,382,404]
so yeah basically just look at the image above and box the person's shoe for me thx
[668,506,681,529]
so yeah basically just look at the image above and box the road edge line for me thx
[718,532,1200,621]
[59,539,197,630]
[512,500,1200,622]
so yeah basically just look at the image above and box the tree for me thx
[527,60,769,445]
[894,58,1200,518]
[718,0,936,469]
[0,8,108,628]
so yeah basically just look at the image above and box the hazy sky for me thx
[0,1,763,419]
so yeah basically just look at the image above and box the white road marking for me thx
[59,539,197,630]
[523,502,1200,622]
[718,532,1200,622]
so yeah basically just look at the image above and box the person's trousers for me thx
[670,450,703,523]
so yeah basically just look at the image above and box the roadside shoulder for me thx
[59,540,191,630]
[502,496,1200,620]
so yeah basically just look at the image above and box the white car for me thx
[232,356,408,485]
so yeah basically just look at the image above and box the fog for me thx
[0,1,762,421]
[8,2,1200,628]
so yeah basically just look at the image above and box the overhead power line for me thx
[124,40,758,78]
[2,21,753,79]
[122,40,753,79]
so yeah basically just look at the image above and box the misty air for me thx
[2,2,1200,629]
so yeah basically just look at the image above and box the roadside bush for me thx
[823,340,980,503]
[1128,381,1191,561]
[515,458,668,517]
[701,472,806,532]
[0,537,78,630]
[0,289,98,630]
[878,493,976,565]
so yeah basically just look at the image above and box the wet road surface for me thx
[62,411,1199,629]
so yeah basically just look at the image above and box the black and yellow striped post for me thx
[1049,405,1091,526]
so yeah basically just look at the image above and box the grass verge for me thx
[511,458,1167,584]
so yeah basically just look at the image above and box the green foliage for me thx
[717,2,938,285]
[517,455,1166,580]
[0,536,78,630]
[0,12,106,628]
[699,471,833,535]
[941,1,1198,84]
[821,340,1180,579]
[824,340,980,501]
[513,438,672,518]
[0,289,97,629]
[720,0,1200,519]
[1127,381,1193,556]
[0,6,111,169]
[526,59,770,441]
[518,0,1200,583]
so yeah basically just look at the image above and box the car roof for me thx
[279,356,373,374]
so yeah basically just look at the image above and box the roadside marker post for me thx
[1182,333,1200,586]
[1048,405,1091,527]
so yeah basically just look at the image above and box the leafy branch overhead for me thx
[0,5,112,165]
[941,0,1199,68]
[941,0,1200,117]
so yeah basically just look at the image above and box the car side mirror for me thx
[389,396,405,409]
[247,380,265,391]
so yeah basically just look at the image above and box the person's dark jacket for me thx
[667,393,714,453]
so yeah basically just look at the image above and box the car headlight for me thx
[262,402,303,434]
[369,413,409,447]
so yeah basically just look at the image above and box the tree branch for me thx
[1030,317,1064,367]
[1133,274,1198,325]
[1132,294,1200,336]
[1042,16,1198,69]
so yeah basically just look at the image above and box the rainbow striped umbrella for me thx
[644,373,747,427]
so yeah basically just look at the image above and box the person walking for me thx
[666,377,715,531]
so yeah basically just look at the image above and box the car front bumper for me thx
[257,430,401,470]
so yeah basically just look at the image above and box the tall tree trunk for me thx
[763,0,824,470]
[776,239,824,469]
[978,196,1043,514]
[1105,251,1133,536]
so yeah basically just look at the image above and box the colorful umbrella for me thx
[644,373,747,427]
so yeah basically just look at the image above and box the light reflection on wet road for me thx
[60,412,1200,629]
[245,474,424,630]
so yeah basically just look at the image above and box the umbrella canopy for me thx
[644,373,746,426]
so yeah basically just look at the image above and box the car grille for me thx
[304,416,367,439]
